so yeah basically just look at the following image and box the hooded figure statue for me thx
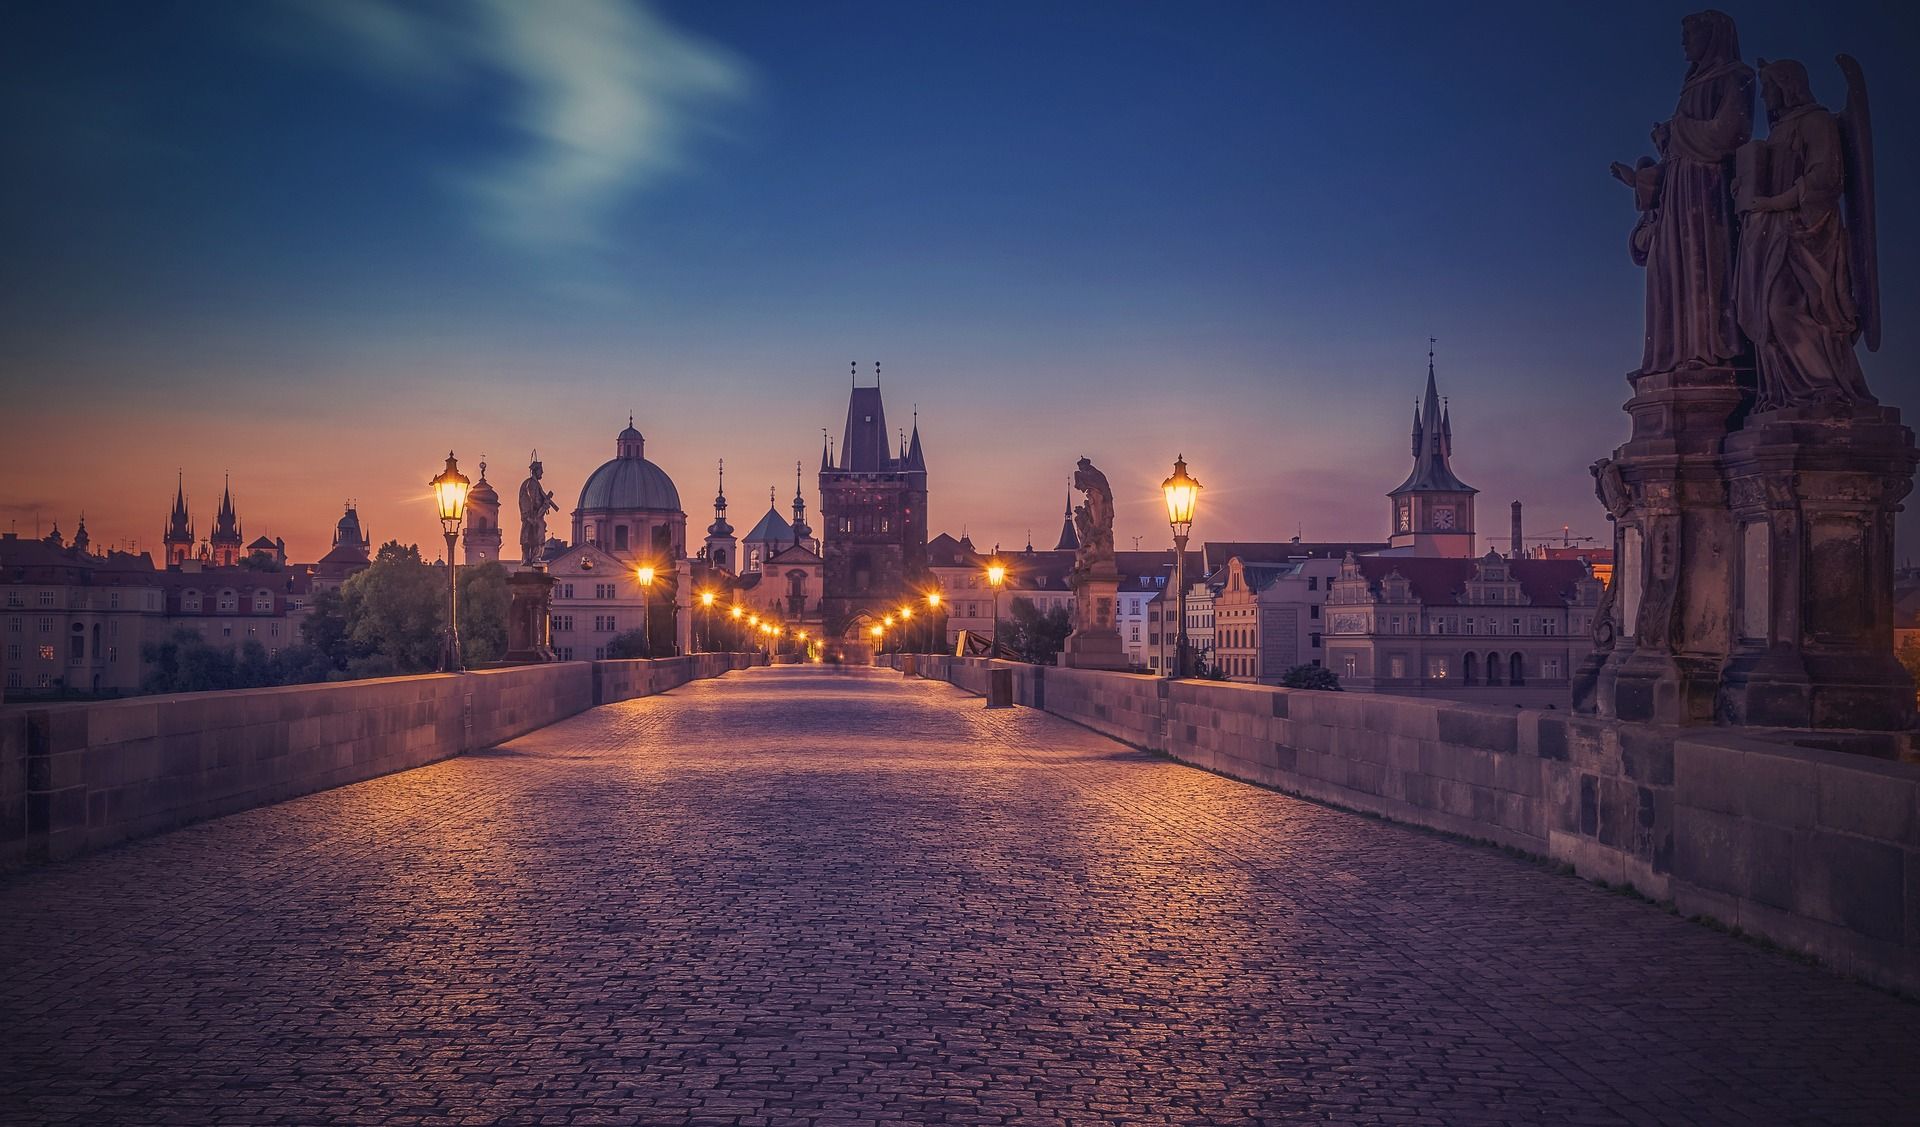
[1613,10,1754,377]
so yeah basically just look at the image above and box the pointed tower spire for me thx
[1053,483,1079,551]
[905,405,925,472]
[707,458,733,539]
[1388,338,1477,555]
[791,460,810,546]
[820,428,832,472]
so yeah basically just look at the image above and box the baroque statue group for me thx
[1611,8,1878,408]
[1577,10,1913,731]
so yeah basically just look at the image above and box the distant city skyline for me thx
[3,1,1916,562]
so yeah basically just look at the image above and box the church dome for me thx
[577,425,682,513]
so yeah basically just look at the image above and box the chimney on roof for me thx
[1511,501,1523,558]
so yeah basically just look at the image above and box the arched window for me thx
[217,589,237,613]
[253,589,273,613]
[1485,652,1503,686]
[1462,652,1478,685]
[182,589,202,612]
[1510,652,1525,685]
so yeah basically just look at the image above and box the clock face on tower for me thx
[1432,506,1456,530]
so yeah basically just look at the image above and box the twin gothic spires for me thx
[164,472,244,565]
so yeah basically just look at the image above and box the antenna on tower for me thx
[875,360,881,387]
[850,360,856,388]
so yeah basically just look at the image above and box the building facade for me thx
[1324,551,1603,708]
[1,531,313,699]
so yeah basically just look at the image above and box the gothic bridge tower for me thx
[819,364,928,636]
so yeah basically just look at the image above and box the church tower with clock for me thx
[1387,350,1477,556]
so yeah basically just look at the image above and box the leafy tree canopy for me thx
[1279,663,1341,691]
[1007,597,1073,666]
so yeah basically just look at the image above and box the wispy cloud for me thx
[273,0,750,253]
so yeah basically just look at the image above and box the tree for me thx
[239,551,281,572]
[141,630,275,694]
[1006,597,1073,665]
[457,561,510,664]
[605,629,653,659]
[339,541,446,673]
[300,586,354,672]
[1279,663,1341,691]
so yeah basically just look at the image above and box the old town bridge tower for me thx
[819,366,928,636]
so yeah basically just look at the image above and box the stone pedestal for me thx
[504,569,556,663]
[1060,568,1130,671]
[1717,404,1917,729]
[1580,365,1747,725]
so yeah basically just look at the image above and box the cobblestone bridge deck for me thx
[2,666,1915,1125]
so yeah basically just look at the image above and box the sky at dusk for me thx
[2,1,1916,563]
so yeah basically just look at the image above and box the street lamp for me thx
[985,557,1006,658]
[927,591,942,654]
[1161,454,1202,678]
[899,605,914,654]
[636,564,656,658]
[429,452,471,672]
[698,589,716,653]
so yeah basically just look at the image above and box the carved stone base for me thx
[1579,364,1749,725]
[504,569,557,663]
[1062,572,1130,671]
[1605,650,1726,726]
[1716,404,1916,730]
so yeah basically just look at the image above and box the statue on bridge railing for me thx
[518,453,559,570]
[1070,456,1115,583]
[1062,456,1129,670]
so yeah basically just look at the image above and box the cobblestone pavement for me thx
[3,667,1917,1125]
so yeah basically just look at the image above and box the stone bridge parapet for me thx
[897,654,1920,996]
[0,653,759,870]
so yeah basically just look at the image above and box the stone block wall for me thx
[0,654,754,869]
[594,652,754,705]
[1671,733,1919,989]
[0,712,27,869]
[910,659,1919,995]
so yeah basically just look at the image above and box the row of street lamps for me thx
[429,450,1202,678]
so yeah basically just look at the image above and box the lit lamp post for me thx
[898,605,914,652]
[730,604,744,652]
[1161,454,1202,678]
[927,591,942,654]
[636,564,656,658]
[429,452,472,672]
[698,589,716,654]
[986,558,1006,657]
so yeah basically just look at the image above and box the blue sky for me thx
[2,0,1915,560]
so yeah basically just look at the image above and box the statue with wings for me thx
[1732,54,1880,410]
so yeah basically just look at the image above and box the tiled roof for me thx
[1346,555,1591,608]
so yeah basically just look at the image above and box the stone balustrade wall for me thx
[902,655,1920,995]
[0,654,756,869]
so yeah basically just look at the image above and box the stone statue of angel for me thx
[1733,55,1880,409]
